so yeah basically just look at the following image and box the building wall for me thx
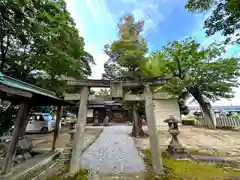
[87,109,93,118]
[154,99,181,128]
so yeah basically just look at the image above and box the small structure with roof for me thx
[0,72,70,174]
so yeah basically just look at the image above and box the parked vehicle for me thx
[26,113,59,133]
[61,112,77,125]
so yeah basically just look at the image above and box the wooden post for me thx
[70,86,89,174]
[19,107,32,138]
[52,106,63,151]
[1,102,29,175]
[144,85,164,175]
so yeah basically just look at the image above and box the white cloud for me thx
[65,0,77,18]
[65,0,110,80]
[119,0,165,35]
[84,44,108,79]
[65,0,84,35]
[86,0,99,19]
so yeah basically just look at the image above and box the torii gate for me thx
[64,77,173,175]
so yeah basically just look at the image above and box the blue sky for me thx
[66,0,240,105]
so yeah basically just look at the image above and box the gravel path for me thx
[80,126,146,174]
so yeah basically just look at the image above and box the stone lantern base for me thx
[103,123,109,126]
[167,144,188,158]
[167,141,189,159]
[93,122,100,126]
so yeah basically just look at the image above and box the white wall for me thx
[87,109,93,117]
[154,99,181,128]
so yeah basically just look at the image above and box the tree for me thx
[140,38,239,129]
[0,0,95,136]
[102,14,148,137]
[0,0,94,94]
[140,52,190,115]
[94,89,111,100]
[102,45,123,80]
[185,0,240,44]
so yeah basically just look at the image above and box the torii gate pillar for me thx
[144,84,164,175]
[70,86,89,174]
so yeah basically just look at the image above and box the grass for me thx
[45,160,89,180]
[46,169,89,180]
[142,149,240,180]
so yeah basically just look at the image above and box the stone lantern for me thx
[164,115,187,158]
[103,109,110,126]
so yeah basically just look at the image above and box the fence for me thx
[216,116,240,129]
[195,116,240,129]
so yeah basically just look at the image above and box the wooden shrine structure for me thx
[0,72,70,175]
[65,77,173,175]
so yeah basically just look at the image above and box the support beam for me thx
[0,85,32,98]
[67,77,171,87]
[1,102,29,175]
[52,106,63,151]
[64,92,178,101]
[64,94,95,101]
[144,85,164,175]
[70,86,89,174]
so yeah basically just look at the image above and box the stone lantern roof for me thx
[164,115,181,124]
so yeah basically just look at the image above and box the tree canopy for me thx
[102,14,149,137]
[140,37,240,128]
[0,0,94,93]
[104,14,148,81]
[185,0,240,44]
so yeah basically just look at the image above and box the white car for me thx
[26,113,60,133]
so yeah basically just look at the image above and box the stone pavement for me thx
[80,126,146,175]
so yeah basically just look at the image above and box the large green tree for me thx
[140,52,190,115]
[0,0,94,135]
[0,0,94,93]
[185,0,240,44]
[102,14,148,137]
[140,38,240,129]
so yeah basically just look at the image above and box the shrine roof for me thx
[0,72,70,106]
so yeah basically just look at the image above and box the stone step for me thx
[59,154,71,159]
[56,159,69,163]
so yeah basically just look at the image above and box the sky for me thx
[65,0,240,106]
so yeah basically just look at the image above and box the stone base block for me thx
[167,145,188,158]
[93,123,100,126]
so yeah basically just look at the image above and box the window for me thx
[43,114,53,121]
[35,115,44,121]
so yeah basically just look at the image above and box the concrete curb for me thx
[0,149,63,180]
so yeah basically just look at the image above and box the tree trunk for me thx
[131,104,147,137]
[131,104,139,137]
[52,106,63,151]
[188,87,216,129]
[138,115,147,137]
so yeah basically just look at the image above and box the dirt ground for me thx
[135,125,240,157]
[26,126,103,151]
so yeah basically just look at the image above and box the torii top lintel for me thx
[67,76,171,88]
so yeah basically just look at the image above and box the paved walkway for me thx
[80,126,146,174]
